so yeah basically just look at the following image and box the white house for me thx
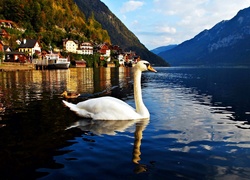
[118,54,124,65]
[65,40,78,53]
[79,42,93,55]
[18,39,41,57]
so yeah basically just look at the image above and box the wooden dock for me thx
[33,59,49,70]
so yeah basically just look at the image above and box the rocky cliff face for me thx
[74,0,169,66]
[158,6,250,66]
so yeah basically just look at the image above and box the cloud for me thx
[146,36,175,50]
[155,25,176,34]
[131,20,139,26]
[101,0,250,49]
[146,0,250,48]
[120,0,144,13]
[152,0,250,28]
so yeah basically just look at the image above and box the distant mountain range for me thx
[74,0,169,66]
[157,6,250,66]
[151,45,177,55]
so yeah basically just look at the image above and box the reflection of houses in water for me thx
[31,70,69,94]
[76,68,94,93]
[118,67,132,88]
[82,68,94,92]
[64,68,95,94]
[98,67,112,92]
[98,67,132,93]
[66,67,131,94]
[66,69,77,91]
[0,71,35,108]
[104,68,111,90]
[0,67,133,110]
[29,67,133,97]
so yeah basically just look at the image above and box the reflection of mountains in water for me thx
[163,68,250,123]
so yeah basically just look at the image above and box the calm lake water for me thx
[0,67,250,179]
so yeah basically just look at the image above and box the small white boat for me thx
[46,54,70,69]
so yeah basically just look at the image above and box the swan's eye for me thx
[144,63,150,67]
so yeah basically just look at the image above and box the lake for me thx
[0,67,250,179]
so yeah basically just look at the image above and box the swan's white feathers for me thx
[63,96,141,120]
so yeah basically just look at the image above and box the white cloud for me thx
[120,1,144,13]
[131,20,139,26]
[122,15,127,20]
[154,25,176,34]
[147,36,175,50]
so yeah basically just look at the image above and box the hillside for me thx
[159,6,250,66]
[74,0,169,66]
[0,0,110,49]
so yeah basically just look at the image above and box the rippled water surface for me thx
[1,67,250,179]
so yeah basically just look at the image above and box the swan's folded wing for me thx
[75,97,141,120]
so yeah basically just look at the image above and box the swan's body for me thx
[62,60,156,120]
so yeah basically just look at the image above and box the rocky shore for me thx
[0,62,35,71]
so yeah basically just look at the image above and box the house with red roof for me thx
[98,43,111,62]
[0,20,15,29]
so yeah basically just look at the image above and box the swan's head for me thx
[135,60,157,72]
[61,91,68,96]
[61,91,67,96]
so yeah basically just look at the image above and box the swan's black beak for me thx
[148,65,157,72]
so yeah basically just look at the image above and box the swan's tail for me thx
[62,100,79,112]
[62,100,93,118]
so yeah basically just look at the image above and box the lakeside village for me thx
[0,20,141,70]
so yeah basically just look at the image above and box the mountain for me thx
[158,6,250,66]
[151,45,177,55]
[74,0,169,66]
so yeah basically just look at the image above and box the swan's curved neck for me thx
[133,68,149,118]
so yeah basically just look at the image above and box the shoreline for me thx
[0,62,35,71]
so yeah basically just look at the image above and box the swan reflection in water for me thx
[66,118,149,173]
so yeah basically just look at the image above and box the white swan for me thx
[62,60,156,120]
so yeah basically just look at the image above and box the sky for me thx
[100,0,250,50]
